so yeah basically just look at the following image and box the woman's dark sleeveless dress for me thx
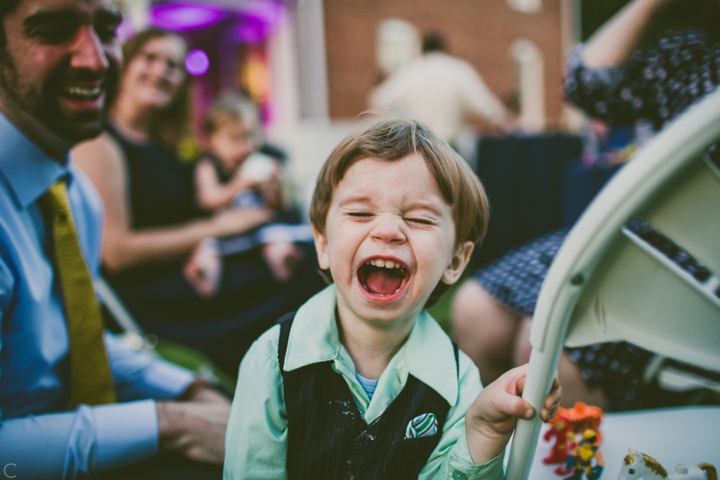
[104,124,325,375]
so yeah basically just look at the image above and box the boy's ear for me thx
[312,225,330,270]
[441,241,474,285]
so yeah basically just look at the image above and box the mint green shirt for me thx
[224,285,505,479]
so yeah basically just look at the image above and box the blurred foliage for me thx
[581,0,720,43]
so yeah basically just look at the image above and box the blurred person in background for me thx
[184,92,312,296]
[195,93,282,211]
[74,28,324,377]
[369,31,512,147]
[452,0,720,412]
[0,1,229,478]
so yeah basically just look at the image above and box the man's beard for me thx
[0,48,118,143]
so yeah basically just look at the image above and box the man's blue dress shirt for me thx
[0,112,196,479]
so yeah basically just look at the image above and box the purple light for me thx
[234,22,267,43]
[185,49,210,76]
[151,4,225,31]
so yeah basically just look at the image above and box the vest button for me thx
[452,470,468,480]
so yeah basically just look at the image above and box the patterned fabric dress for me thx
[475,29,720,411]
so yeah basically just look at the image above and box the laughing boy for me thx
[224,118,560,480]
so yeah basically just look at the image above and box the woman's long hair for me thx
[116,27,193,150]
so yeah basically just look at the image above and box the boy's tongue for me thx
[364,268,403,295]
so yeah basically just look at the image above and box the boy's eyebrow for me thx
[406,200,444,216]
[339,196,445,216]
[338,194,373,206]
[23,8,122,31]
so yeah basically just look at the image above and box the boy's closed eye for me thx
[346,211,374,219]
[405,216,436,226]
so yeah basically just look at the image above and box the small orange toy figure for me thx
[565,403,603,439]
[544,402,604,477]
[564,429,604,480]
[543,414,576,475]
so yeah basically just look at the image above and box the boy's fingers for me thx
[496,393,534,420]
[552,373,560,390]
[540,384,562,422]
[547,383,562,405]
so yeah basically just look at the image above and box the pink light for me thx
[185,49,210,76]
[151,4,225,30]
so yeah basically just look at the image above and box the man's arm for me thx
[106,332,231,465]
[0,401,159,478]
[460,64,511,130]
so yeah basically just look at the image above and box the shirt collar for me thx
[0,111,70,209]
[284,284,459,406]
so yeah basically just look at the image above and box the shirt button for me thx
[452,471,468,480]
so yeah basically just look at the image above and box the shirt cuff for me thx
[138,359,197,400]
[93,400,159,472]
[448,432,505,480]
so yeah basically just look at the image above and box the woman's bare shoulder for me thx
[72,132,126,182]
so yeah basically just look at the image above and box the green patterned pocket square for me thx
[405,413,438,438]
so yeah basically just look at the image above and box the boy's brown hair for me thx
[310,117,489,245]
[309,117,489,306]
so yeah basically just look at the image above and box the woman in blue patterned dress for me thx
[452,0,720,411]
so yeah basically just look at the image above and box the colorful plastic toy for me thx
[543,414,576,475]
[544,402,605,476]
[618,451,718,480]
[564,429,604,480]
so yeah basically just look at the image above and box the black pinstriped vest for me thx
[277,312,458,480]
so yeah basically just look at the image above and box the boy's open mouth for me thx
[358,258,409,296]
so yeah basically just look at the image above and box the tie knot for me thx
[42,180,72,220]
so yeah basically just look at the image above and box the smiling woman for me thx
[72,28,325,375]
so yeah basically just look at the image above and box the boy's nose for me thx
[370,215,406,244]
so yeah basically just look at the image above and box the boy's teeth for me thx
[366,259,403,271]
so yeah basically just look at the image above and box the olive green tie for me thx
[42,180,116,407]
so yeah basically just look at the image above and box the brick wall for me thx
[323,0,567,129]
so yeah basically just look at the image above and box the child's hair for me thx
[202,93,261,143]
[309,117,489,306]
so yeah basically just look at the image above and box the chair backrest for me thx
[505,87,720,480]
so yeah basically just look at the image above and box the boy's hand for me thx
[465,365,561,465]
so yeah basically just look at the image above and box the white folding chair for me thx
[505,87,720,480]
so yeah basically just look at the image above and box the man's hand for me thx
[156,382,231,465]
[465,365,561,465]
